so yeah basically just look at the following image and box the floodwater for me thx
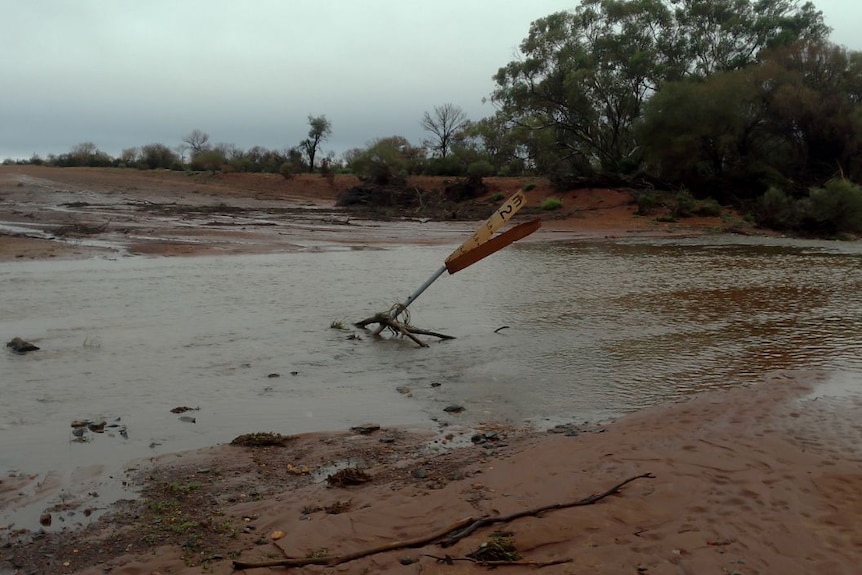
[2,234,862,528]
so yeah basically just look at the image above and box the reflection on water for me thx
[2,234,862,482]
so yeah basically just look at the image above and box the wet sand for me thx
[4,370,861,574]
[0,166,741,262]
[4,167,858,573]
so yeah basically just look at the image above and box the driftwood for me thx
[355,311,455,348]
[425,554,573,568]
[232,516,476,570]
[440,472,655,547]
[231,473,653,570]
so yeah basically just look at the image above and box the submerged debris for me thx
[326,467,371,487]
[230,432,293,447]
[170,406,199,414]
[7,337,39,353]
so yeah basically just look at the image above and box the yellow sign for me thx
[445,219,541,274]
[445,190,526,262]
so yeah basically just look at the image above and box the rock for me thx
[39,513,52,526]
[444,404,465,414]
[395,385,411,394]
[350,423,381,435]
[87,421,106,433]
[178,415,196,424]
[170,406,197,414]
[6,337,39,353]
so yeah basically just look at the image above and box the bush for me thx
[672,190,697,218]
[541,198,563,210]
[801,178,862,235]
[488,193,505,202]
[632,191,663,215]
[694,198,723,217]
[279,162,296,180]
[523,183,536,192]
[467,160,494,178]
[754,186,798,230]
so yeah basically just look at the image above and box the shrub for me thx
[279,162,296,180]
[632,191,663,215]
[488,192,504,202]
[523,183,536,192]
[467,160,494,178]
[801,178,862,235]
[541,198,563,210]
[672,190,697,218]
[754,186,798,230]
[694,198,723,217]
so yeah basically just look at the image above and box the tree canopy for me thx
[491,0,830,176]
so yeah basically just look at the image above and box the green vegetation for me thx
[7,0,859,237]
[540,198,563,210]
[755,179,862,236]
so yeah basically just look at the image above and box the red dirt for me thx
[0,166,750,262]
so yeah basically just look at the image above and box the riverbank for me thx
[0,166,747,262]
[3,370,861,574]
[4,167,859,574]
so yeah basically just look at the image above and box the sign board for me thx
[445,190,526,263]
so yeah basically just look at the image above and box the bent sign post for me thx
[391,190,536,319]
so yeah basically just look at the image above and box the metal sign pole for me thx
[391,265,447,319]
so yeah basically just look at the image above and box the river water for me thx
[2,234,862,527]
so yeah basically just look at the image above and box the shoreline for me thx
[0,165,754,264]
[4,167,860,573]
[3,370,861,573]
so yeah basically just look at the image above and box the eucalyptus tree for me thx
[491,0,828,177]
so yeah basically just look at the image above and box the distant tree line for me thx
[5,0,862,235]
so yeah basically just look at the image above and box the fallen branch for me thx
[440,472,655,547]
[231,473,653,570]
[425,554,573,568]
[232,516,476,570]
[354,313,455,348]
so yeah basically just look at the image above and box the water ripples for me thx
[2,235,862,474]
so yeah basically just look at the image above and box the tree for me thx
[182,129,211,154]
[673,0,830,76]
[492,0,828,177]
[421,103,468,158]
[345,136,425,185]
[299,115,332,173]
[638,39,862,197]
[120,147,139,166]
[139,143,180,170]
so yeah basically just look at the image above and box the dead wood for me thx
[231,473,653,570]
[354,314,455,347]
[440,472,655,547]
[425,554,573,568]
[232,516,476,570]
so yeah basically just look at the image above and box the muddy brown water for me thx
[2,234,862,531]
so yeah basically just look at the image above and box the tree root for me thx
[354,313,455,347]
[231,473,653,570]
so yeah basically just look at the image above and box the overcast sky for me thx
[2,0,860,161]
